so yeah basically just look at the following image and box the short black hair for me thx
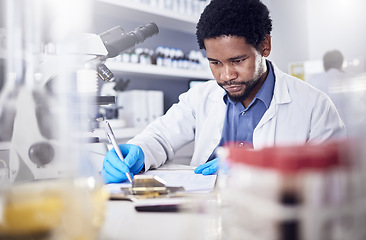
[196,0,272,50]
[323,50,344,71]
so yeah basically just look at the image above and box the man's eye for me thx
[233,59,244,64]
[210,61,219,65]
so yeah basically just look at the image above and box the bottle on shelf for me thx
[113,45,207,71]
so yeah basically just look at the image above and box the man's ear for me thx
[260,34,271,57]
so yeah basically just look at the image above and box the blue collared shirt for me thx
[208,61,275,161]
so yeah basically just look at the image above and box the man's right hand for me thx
[101,144,145,183]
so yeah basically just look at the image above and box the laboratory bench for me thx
[97,163,220,240]
[98,199,219,240]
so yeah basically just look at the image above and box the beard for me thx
[219,77,260,103]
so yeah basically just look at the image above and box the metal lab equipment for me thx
[122,175,185,198]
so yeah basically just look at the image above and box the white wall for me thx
[265,0,366,74]
[306,0,366,74]
[307,0,366,59]
[265,0,309,72]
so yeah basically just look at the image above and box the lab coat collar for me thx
[208,81,226,103]
[270,61,292,105]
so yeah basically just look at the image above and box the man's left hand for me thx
[194,158,219,175]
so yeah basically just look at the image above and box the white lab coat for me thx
[306,69,351,126]
[128,62,346,170]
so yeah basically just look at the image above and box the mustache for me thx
[220,81,247,87]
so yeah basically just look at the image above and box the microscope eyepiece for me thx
[99,22,159,59]
[133,22,159,43]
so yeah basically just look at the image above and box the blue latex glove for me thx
[194,158,219,175]
[101,144,145,183]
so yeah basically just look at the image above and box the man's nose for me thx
[221,64,238,82]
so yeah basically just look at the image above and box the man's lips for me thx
[224,85,243,93]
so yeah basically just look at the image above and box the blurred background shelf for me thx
[95,0,200,34]
[106,61,213,81]
[93,0,210,113]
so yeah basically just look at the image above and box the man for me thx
[307,50,350,125]
[102,0,346,183]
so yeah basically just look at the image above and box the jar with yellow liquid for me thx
[0,178,109,240]
[0,0,110,239]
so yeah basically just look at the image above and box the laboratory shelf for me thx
[106,61,213,80]
[95,0,199,34]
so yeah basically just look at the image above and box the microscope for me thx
[7,22,159,182]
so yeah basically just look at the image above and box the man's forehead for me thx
[204,36,254,59]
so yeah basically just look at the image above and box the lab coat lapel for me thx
[208,84,226,131]
[206,87,226,159]
[190,85,226,166]
[254,62,291,147]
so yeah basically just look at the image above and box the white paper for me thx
[105,165,217,194]
[143,169,217,192]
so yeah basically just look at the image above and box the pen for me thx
[105,120,133,183]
